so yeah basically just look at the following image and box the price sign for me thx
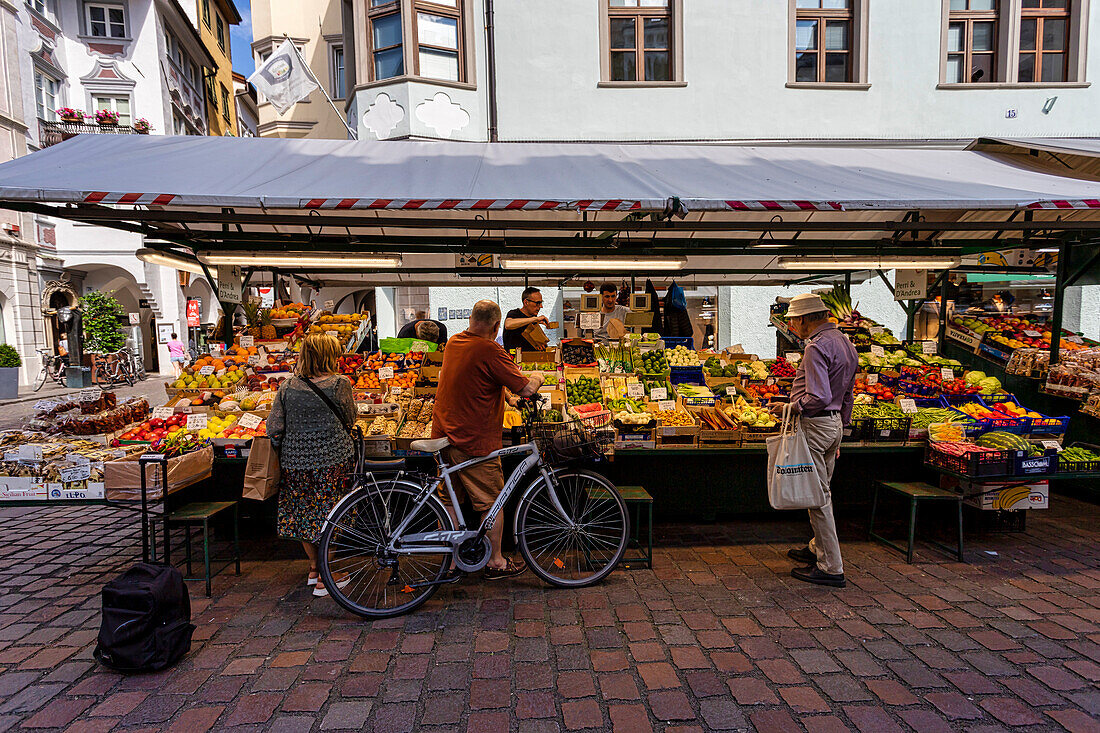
[658,400,675,412]
[785,352,801,363]
[922,341,937,355]
[239,336,254,348]
[725,386,738,396]
[627,383,645,398]
[650,387,668,401]
[899,398,918,414]
[869,326,884,335]
[1023,330,1042,338]
[248,354,261,365]
[867,373,879,385]
[198,365,215,375]
[940,368,955,382]
[323,300,335,311]
[1067,335,1084,344]
[80,387,102,402]
[152,407,174,420]
[378,366,394,380]
[870,345,885,357]
[186,413,208,430]
[238,413,263,430]
[578,312,601,331]
[391,387,403,395]
[325,330,339,339]
[60,463,91,483]
[766,377,777,386]
[34,400,56,412]
[140,453,165,461]
[26,419,49,431]
[177,404,193,414]
[1040,439,1062,451]
[18,444,43,461]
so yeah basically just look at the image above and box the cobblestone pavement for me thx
[1,495,1099,732]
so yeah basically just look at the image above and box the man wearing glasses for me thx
[503,286,551,351]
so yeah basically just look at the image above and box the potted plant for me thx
[80,290,126,354]
[0,344,21,400]
[56,107,85,123]
[132,118,152,134]
[94,109,120,126]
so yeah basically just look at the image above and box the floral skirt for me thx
[277,460,353,544]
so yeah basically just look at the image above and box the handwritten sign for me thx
[578,312,601,331]
[867,373,879,384]
[947,327,981,350]
[627,383,645,398]
[325,331,339,339]
[248,354,261,365]
[238,413,263,430]
[1066,335,1084,344]
[198,365,215,375]
[239,336,254,348]
[152,407,174,420]
[18,445,43,461]
[725,386,738,396]
[390,387,403,395]
[378,366,394,380]
[941,367,955,382]
[899,398,917,414]
[323,300,335,311]
[786,352,801,363]
[34,400,56,412]
[1023,330,1042,338]
[922,341,937,355]
[60,463,91,483]
[869,326,884,335]
[870,345,885,357]
[80,387,102,402]
[140,453,165,461]
[650,387,668,401]
[186,413,208,430]
[1040,439,1062,451]
[658,400,675,412]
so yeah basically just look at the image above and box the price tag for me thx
[34,400,56,412]
[248,354,261,365]
[26,419,49,431]
[18,445,43,461]
[1067,335,1084,344]
[390,387,403,395]
[869,326,885,335]
[785,352,801,363]
[921,341,937,355]
[578,312,601,331]
[177,404,193,414]
[152,407,174,420]
[325,331,339,340]
[140,453,165,461]
[238,413,262,430]
[870,345,885,357]
[60,463,91,483]
[1023,330,1042,338]
[650,387,667,401]
[725,386,738,396]
[899,398,918,414]
[627,383,645,398]
[239,336,254,348]
[658,400,675,412]
[258,346,267,359]
[941,367,955,382]
[80,387,102,402]
[198,365,215,375]
[867,373,879,385]
[766,377,777,385]
[1040,439,1062,451]
[186,413,208,430]
[323,300,335,311]
[378,366,395,380]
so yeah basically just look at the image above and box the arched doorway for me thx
[40,278,80,355]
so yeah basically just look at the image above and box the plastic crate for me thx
[842,417,869,442]
[662,336,694,350]
[669,366,705,385]
[1056,442,1100,474]
[1011,450,1058,477]
[868,416,912,442]
[984,394,1071,436]
[948,395,1030,436]
[897,378,938,398]
[925,445,1014,478]
[912,396,950,409]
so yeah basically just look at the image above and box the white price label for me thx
[177,404,193,414]
[238,413,263,430]
[650,387,668,401]
[60,463,91,483]
[152,407,174,420]
[18,445,43,461]
[323,300,335,311]
[766,377,777,385]
[941,368,955,382]
[899,398,918,414]
[34,400,56,412]
[248,354,261,365]
[578,312,601,331]
[870,345,885,357]
[390,387,403,395]
[378,366,394,380]
[1023,330,1042,338]
[1040,439,1062,451]
[186,413,208,430]
[198,365,215,375]
[80,387,102,402]
[239,336,254,348]
[922,341,937,355]
[869,326,885,335]
[785,352,801,363]
[627,383,645,398]
[1066,335,1084,344]
[725,386,738,396]
[867,373,879,385]
[658,400,675,412]
[140,453,165,461]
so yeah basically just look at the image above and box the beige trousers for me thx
[801,413,844,575]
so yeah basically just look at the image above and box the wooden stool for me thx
[166,501,240,596]
[870,481,964,564]
[617,486,654,570]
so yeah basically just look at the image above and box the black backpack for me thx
[93,563,195,673]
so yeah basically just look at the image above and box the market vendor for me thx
[595,283,629,343]
[772,293,857,589]
[503,287,550,351]
[397,317,448,345]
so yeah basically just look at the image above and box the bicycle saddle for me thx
[360,458,406,472]
[409,437,451,453]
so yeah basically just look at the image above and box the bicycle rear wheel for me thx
[318,479,454,618]
[516,469,629,588]
[32,366,48,392]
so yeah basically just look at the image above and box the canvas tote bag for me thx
[765,403,826,510]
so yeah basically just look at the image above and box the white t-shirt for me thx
[596,305,630,342]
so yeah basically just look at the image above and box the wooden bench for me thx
[165,501,240,596]
[870,481,964,564]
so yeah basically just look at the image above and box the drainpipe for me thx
[484,0,499,142]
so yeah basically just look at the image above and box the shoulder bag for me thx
[300,375,365,469]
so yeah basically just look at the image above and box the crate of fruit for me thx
[842,417,869,442]
[924,441,1014,478]
[646,401,697,437]
[1056,443,1100,474]
[949,395,1030,435]
[1011,449,1058,477]
[984,394,1070,436]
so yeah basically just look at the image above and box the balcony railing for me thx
[39,119,141,148]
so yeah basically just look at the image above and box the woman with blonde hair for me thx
[267,333,357,596]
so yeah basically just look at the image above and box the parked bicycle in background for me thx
[91,350,135,387]
[32,348,67,391]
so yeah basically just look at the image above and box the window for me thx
[368,1,404,81]
[86,3,126,38]
[34,70,59,121]
[947,1,998,83]
[93,95,131,126]
[208,80,218,113]
[607,0,671,82]
[30,0,52,19]
[414,2,462,81]
[202,0,210,26]
[220,84,231,120]
[794,0,853,83]
[1019,0,1069,83]
[216,14,226,53]
[332,45,346,98]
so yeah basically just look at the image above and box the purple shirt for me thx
[789,323,858,424]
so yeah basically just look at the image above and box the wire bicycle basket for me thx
[522,400,614,463]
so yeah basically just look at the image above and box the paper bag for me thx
[765,405,825,510]
[243,437,281,501]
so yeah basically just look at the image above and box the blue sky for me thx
[229,0,254,76]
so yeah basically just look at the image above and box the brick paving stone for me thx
[981,696,1044,726]
[897,708,951,733]
[727,676,780,705]
[749,709,801,733]
[925,691,982,720]
[469,679,509,708]
[1029,663,1087,690]
[647,689,695,721]
[843,705,905,733]
[223,692,282,727]
[758,658,805,684]
[557,671,595,698]
[609,704,652,733]
[166,706,225,733]
[89,691,148,717]
[516,691,556,719]
[801,714,852,733]
[282,682,331,713]
[637,661,680,690]
[779,685,831,713]
[320,701,373,730]
[669,645,708,669]
[865,678,919,706]
[1047,708,1100,733]
[600,672,640,700]
[684,670,725,698]
[562,699,603,730]
[21,698,92,729]
[422,694,464,726]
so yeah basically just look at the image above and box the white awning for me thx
[974,137,1100,159]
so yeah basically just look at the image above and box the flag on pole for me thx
[247,39,319,115]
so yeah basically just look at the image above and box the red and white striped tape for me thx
[84,192,176,205]
[1025,199,1100,210]
[724,200,844,211]
[300,198,643,211]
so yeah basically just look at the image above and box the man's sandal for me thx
[484,559,527,581]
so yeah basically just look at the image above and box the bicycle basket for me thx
[527,411,614,462]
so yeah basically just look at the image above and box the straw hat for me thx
[786,293,828,318]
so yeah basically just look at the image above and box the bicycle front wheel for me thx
[32,367,48,392]
[517,469,629,588]
[318,479,454,619]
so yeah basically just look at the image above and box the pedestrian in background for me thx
[166,333,186,377]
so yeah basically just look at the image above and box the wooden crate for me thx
[656,433,698,448]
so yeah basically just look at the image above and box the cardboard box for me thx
[105,446,213,501]
[942,476,1049,511]
[0,477,44,500]
[645,400,698,437]
[48,482,106,500]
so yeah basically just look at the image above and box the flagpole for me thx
[284,34,358,140]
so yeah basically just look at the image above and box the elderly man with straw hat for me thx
[774,293,858,587]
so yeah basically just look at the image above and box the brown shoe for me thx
[484,558,527,581]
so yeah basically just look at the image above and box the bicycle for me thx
[317,398,629,618]
[129,351,147,381]
[32,349,68,391]
[91,350,135,387]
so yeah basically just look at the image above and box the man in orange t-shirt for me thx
[432,300,544,579]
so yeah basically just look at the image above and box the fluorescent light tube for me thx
[136,248,206,275]
[498,257,686,271]
[199,253,402,268]
[776,257,961,271]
